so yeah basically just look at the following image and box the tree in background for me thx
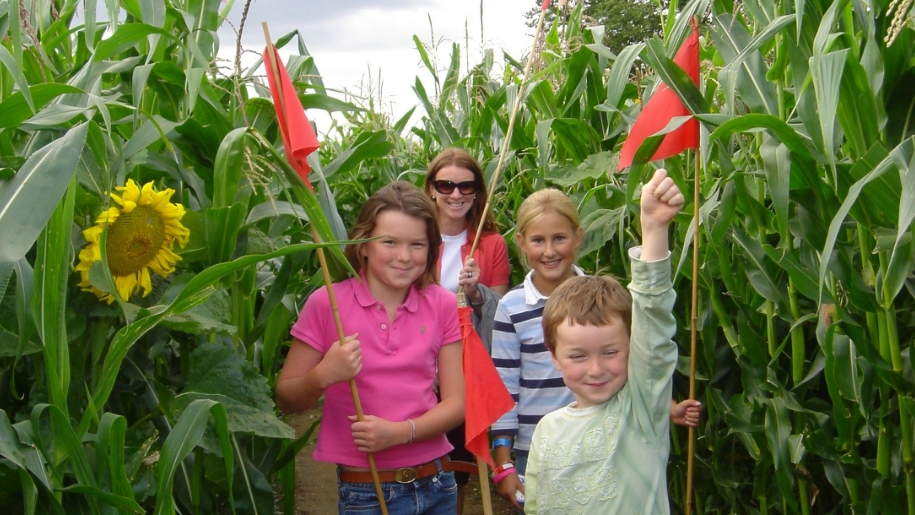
[524,0,664,53]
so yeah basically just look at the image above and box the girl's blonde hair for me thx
[344,181,441,290]
[515,188,581,268]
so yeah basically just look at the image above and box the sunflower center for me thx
[106,205,167,276]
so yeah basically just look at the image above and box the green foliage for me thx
[525,0,666,53]
[0,0,914,512]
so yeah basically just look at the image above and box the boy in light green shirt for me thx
[523,169,683,514]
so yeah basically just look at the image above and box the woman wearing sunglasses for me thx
[424,148,511,514]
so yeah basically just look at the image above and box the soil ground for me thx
[288,408,515,515]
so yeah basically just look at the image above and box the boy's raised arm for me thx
[639,169,684,260]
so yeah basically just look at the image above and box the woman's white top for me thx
[439,230,467,293]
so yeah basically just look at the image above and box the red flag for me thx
[460,306,514,469]
[617,21,700,170]
[263,45,320,190]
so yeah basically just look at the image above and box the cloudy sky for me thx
[218,0,539,129]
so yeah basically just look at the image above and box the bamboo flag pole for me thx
[685,147,700,515]
[262,24,388,515]
[467,0,560,256]
[459,2,563,514]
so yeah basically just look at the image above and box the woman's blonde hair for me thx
[344,181,441,290]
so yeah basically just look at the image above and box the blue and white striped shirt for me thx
[490,267,584,452]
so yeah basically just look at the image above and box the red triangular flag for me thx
[263,45,320,190]
[618,20,700,170]
[460,306,514,469]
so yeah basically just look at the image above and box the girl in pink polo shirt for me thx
[276,181,464,515]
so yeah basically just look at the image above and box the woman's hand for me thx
[458,257,483,305]
[347,415,407,453]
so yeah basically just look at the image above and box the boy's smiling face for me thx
[551,317,630,408]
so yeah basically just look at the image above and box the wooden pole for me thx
[685,148,700,515]
[262,24,388,515]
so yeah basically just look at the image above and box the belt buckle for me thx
[394,467,417,483]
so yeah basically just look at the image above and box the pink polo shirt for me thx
[290,276,462,469]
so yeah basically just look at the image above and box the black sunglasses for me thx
[432,180,477,195]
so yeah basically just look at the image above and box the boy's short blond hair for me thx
[542,275,633,353]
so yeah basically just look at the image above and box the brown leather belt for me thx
[339,456,480,484]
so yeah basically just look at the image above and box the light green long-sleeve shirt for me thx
[524,247,678,514]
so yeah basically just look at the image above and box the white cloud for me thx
[220,0,539,127]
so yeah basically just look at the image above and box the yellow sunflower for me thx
[76,179,190,303]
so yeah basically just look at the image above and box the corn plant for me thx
[0,1,371,513]
[1,0,914,513]
[404,0,915,511]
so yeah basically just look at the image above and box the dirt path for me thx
[288,408,515,515]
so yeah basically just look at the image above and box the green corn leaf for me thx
[605,42,644,109]
[412,35,438,90]
[84,240,361,428]
[0,123,88,264]
[0,44,35,114]
[732,227,786,303]
[244,251,306,348]
[31,404,101,514]
[883,151,915,304]
[642,38,707,117]
[720,14,796,82]
[762,244,835,304]
[11,259,37,393]
[765,397,797,511]
[271,418,320,475]
[300,93,362,113]
[0,411,44,515]
[708,113,816,162]
[30,174,77,413]
[440,43,461,111]
[886,70,915,148]
[95,413,134,501]
[213,127,247,208]
[0,83,83,129]
[838,54,880,158]
[623,115,695,170]
[820,138,914,303]
[232,438,275,515]
[810,50,848,176]
[58,485,143,514]
[123,115,178,159]
[244,201,307,227]
[93,23,176,62]
[711,13,779,116]
[321,130,395,179]
[154,399,234,515]
[131,63,155,111]
[759,139,791,240]
[551,118,601,163]
[310,160,349,242]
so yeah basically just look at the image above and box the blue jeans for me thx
[337,463,457,515]
[514,450,529,476]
